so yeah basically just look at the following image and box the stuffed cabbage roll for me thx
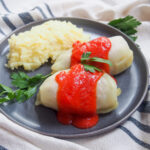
[36,67,119,114]
[51,36,133,75]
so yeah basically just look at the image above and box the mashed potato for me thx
[7,20,90,71]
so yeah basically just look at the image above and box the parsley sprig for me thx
[0,72,50,104]
[0,84,15,103]
[81,52,112,73]
[108,16,141,41]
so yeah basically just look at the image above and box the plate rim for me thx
[0,17,149,138]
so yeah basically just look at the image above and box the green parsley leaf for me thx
[0,84,13,93]
[108,16,141,41]
[28,74,44,87]
[81,52,112,73]
[15,89,27,102]
[83,64,101,73]
[15,86,37,102]
[0,97,11,103]
[11,72,29,89]
[91,57,112,66]
[25,86,37,99]
[81,52,91,62]
[0,84,15,103]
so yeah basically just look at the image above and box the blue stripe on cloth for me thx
[44,3,54,17]
[0,0,11,13]
[2,16,16,30]
[0,145,8,150]
[128,117,150,133]
[32,7,47,19]
[137,101,150,113]
[148,85,150,90]
[120,126,150,149]
[0,28,5,35]
[18,12,34,24]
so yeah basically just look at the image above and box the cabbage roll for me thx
[36,70,119,114]
[51,36,133,75]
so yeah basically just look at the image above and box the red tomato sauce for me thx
[71,37,111,73]
[55,64,104,129]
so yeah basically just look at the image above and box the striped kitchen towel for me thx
[0,0,150,150]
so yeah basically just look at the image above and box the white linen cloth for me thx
[0,0,150,150]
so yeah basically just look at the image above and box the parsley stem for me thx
[42,74,51,79]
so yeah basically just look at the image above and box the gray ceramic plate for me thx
[0,18,149,138]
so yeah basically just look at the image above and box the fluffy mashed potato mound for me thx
[7,20,90,71]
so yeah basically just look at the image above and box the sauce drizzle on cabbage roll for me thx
[71,37,111,73]
[55,64,104,129]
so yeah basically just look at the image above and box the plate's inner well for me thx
[0,18,148,138]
